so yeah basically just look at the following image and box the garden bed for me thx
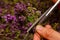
[0,0,60,40]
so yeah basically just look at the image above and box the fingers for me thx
[45,25,52,29]
[33,32,40,40]
[36,25,49,39]
[36,25,60,40]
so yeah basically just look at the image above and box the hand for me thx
[33,25,60,40]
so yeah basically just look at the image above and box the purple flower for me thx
[10,22,19,33]
[19,26,28,34]
[12,16,17,22]
[22,26,28,31]
[15,2,27,11]
[0,24,6,29]
[2,14,12,21]
[27,22,32,27]
[2,14,17,23]
[19,15,26,21]
[0,1,5,7]
[6,33,16,39]
[4,4,11,9]
[0,7,2,15]
[0,8,2,13]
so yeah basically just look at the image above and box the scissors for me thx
[24,0,60,40]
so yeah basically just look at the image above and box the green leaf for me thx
[27,7,33,12]
[10,7,14,15]
[4,0,9,4]
[15,31,20,38]
[27,16,34,22]
[13,0,18,4]
[53,23,59,30]
[5,27,10,33]
[32,7,37,10]
[35,10,41,16]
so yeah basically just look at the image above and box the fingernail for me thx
[36,25,43,31]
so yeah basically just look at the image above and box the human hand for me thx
[33,25,60,40]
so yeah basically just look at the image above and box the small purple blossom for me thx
[2,14,17,23]
[19,15,26,21]
[12,16,17,22]
[0,24,6,29]
[6,33,16,39]
[10,22,19,32]
[19,26,28,34]
[0,7,2,15]
[27,22,32,27]
[4,4,11,9]
[0,8,2,13]
[15,2,27,11]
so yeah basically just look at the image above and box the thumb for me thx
[36,25,60,40]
